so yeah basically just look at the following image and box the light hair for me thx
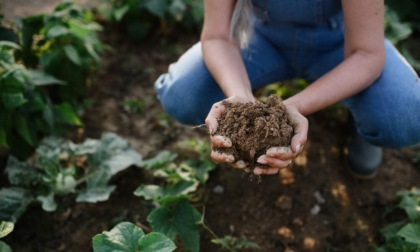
[230,0,254,48]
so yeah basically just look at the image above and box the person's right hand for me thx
[205,96,255,170]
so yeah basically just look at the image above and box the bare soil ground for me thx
[1,3,420,252]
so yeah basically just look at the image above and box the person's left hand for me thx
[253,104,308,175]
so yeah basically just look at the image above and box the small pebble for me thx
[313,191,326,204]
[310,204,321,215]
[213,185,224,194]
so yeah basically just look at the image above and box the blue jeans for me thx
[154,1,420,148]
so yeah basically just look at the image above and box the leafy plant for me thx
[135,143,258,251]
[0,132,142,221]
[0,221,14,252]
[97,0,203,39]
[92,222,176,252]
[376,188,420,251]
[0,41,70,158]
[21,1,104,103]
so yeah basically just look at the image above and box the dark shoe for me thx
[345,133,383,179]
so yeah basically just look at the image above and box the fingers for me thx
[266,146,294,159]
[287,109,308,154]
[257,155,292,168]
[210,135,232,147]
[254,167,279,175]
[205,102,225,135]
[211,151,234,163]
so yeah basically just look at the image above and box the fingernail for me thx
[225,155,235,163]
[257,157,267,164]
[295,144,301,153]
[236,160,246,169]
[209,126,214,135]
[254,168,262,175]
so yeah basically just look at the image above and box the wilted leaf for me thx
[0,221,14,239]
[76,186,116,203]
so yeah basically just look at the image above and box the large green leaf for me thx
[92,222,176,252]
[27,70,65,86]
[0,241,12,252]
[5,156,40,186]
[148,198,201,252]
[1,93,27,109]
[138,232,176,252]
[397,223,420,246]
[101,149,142,176]
[92,222,145,252]
[0,221,14,239]
[0,187,33,222]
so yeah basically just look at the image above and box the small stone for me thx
[313,191,326,204]
[303,237,316,250]
[212,185,224,194]
[275,195,293,211]
[292,217,304,226]
[277,226,295,242]
[310,204,321,215]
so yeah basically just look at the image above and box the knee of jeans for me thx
[156,79,205,125]
[161,96,205,125]
[358,119,419,148]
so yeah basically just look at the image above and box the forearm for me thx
[284,50,385,115]
[202,39,254,100]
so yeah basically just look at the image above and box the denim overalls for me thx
[155,0,420,148]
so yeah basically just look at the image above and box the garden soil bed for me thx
[2,10,420,252]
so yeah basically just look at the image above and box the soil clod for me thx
[214,95,294,169]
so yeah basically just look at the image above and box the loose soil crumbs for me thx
[214,95,293,169]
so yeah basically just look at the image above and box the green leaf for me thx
[56,102,82,126]
[76,186,116,203]
[138,151,177,170]
[212,235,260,251]
[45,25,69,38]
[143,0,167,18]
[1,93,27,109]
[113,4,130,22]
[0,187,33,222]
[134,185,163,201]
[0,129,7,148]
[138,232,176,252]
[0,41,21,50]
[102,149,142,176]
[397,223,420,246]
[134,181,197,203]
[27,70,65,86]
[0,241,12,252]
[92,222,144,252]
[148,198,201,252]
[15,115,35,146]
[0,221,14,239]
[380,221,406,242]
[37,193,57,212]
[63,45,82,66]
[398,189,420,222]
[5,156,40,186]
[183,160,215,184]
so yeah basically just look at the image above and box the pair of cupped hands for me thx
[205,96,308,175]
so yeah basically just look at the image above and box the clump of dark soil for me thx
[214,95,293,168]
